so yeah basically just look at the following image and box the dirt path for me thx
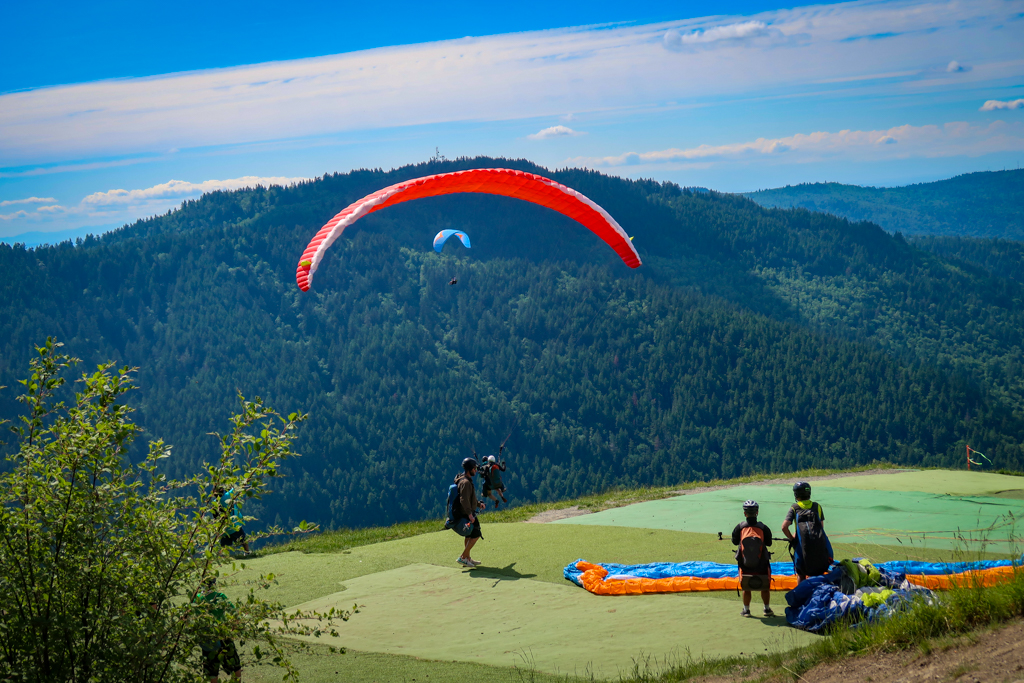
[524,469,913,523]
[524,505,590,523]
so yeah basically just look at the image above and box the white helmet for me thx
[487,455,497,463]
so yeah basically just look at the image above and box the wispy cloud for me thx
[569,121,1024,167]
[526,125,583,140]
[1,0,1020,167]
[980,99,1024,111]
[946,60,970,73]
[0,176,308,237]
[0,196,57,207]
[81,176,308,206]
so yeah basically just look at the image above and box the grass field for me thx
[227,469,1023,681]
[559,474,1024,552]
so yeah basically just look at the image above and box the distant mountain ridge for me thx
[744,169,1024,241]
[1,158,1022,531]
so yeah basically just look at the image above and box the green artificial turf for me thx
[556,472,1024,552]
[245,642,573,683]
[280,563,818,679]
[815,470,1024,497]
[224,469,1021,682]
[223,523,975,608]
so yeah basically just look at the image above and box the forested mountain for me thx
[743,170,1024,240]
[1,158,1022,531]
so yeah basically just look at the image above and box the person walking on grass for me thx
[450,457,486,567]
[781,481,833,583]
[732,500,775,618]
[480,454,508,509]
[195,577,243,683]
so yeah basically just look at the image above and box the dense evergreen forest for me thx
[1,157,1022,531]
[744,170,1024,240]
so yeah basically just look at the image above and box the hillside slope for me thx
[1,158,1022,530]
[743,169,1024,240]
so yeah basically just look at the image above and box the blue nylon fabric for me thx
[433,229,471,252]
[563,559,798,587]
[785,567,928,632]
[876,557,1022,575]
[563,555,1022,590]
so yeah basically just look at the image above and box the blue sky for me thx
[2,0,1023,240]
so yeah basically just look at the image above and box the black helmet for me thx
[462,457,478,472]
[742,499,759,514]
[793,481,811,500]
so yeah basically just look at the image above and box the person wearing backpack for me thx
[447,457,486,567]
[731,500,775,618]
[781,481,833,583]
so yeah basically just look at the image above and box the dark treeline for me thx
[911,235,1024,284]
[743,169,1024,241]
[1,158,1022,530]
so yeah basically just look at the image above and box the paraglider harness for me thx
[790,501,832,577]
[733,520,774,594]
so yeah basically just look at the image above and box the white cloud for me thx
[81,176,308,206]
[569,121,1024,167]
[35,205,68,213]
[980,99,1024,111]
[527,125,583,140]
[1,0,1020,167]
[0,196,58,207]
[663,21,773,52]
[0,210,30,221]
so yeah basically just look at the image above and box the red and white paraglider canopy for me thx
[295,168,641,291]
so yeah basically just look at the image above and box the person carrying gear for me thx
[194,577,243,683]
[731,500,775,618]
[214,486,250,555]
[480,454,508,509]
[781,481,833,583]
[449,458,486,567]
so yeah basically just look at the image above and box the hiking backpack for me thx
[736,523,767,571]
[794,502,831,575]
[444,482,460,529]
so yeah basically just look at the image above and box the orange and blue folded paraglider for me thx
[433,229,471,252]
[563,557,1024,596]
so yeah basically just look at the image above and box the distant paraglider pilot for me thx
[448,277,458,286]
[481,454,508,509]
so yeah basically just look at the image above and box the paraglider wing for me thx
[433,229,472,253]
[296,168,641,291]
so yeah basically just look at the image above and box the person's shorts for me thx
[450,518,482,539]
[220,528,246,547]
[201,639,242,677]
[739,574,772,591]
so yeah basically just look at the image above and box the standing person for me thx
[450,458,485,567]
[732,500,775,618]
[195,577,243,683]
[480,454,508,509]
[216,486,250,555]
[781,481,833,583]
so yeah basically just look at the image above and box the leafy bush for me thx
[0,339,349,682]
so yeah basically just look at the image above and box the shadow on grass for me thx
[467,562,538,583]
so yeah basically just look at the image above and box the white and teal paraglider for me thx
[433,229,471,253]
